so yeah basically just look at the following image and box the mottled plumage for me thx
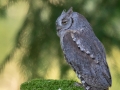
[56,7,112,90]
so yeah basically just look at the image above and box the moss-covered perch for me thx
[20,79,84,90]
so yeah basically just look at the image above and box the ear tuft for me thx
[61,10,66,15]
[67,7,73,15]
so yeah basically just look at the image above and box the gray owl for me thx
[56,7,112,90]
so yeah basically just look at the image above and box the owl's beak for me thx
[56,21,62,31]
[56,26,62,32]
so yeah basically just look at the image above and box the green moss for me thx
[20,79,84,90]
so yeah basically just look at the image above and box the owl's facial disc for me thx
[56,7,73,32]
[56,17,72,30]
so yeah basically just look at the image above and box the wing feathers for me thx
[62,31,111,88]
[71,32,97,62]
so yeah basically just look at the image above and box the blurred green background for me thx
[0,0,120,90]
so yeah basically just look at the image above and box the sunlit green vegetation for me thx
[0,0,120,90]
[20,79,84,90]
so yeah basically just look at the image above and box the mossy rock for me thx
[20,79,84,90]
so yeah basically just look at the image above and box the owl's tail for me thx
[87,87,109,90]
[78,75,109,90]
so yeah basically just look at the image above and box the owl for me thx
[56,7,112,90]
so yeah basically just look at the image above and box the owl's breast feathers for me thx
[62,30,111,89]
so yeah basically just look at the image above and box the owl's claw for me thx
[74,82,83,87]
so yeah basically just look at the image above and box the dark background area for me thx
[0,0,120,90]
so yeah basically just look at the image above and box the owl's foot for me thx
[74,82,83,87]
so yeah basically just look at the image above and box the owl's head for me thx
[56,7,90,37]
[56,7,73,36]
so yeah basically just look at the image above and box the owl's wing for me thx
[62,30,111,88]
[70,30,105,64]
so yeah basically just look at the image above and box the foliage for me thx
[20,79,84,90]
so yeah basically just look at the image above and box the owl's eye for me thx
[62,19,68,25]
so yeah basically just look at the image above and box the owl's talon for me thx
[74,82,83,87]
